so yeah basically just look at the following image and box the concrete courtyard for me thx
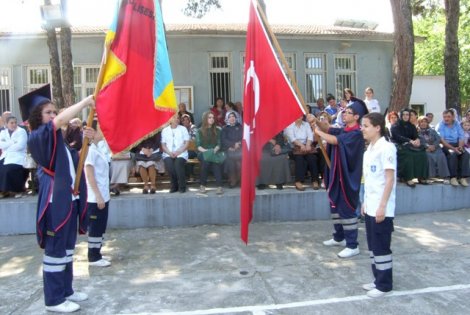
[1,208,470,314]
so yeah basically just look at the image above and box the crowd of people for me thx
[2,87,470,200]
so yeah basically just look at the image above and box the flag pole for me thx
[255,1,331,168]
[73,43,110,194]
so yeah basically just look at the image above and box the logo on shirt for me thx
[371,165,377,172]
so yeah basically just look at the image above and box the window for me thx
[73,65,100,119]
[281,52,296,83]
[411,104,425,116]
[174,86,194,113]
[334,54,356,100]
[27,66,51,91]
[73,65,100,103]
[305,53,326,104]
[209,53,231,105]
[0,68,12,114]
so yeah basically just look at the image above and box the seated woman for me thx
[110,151,132,196]
[0,116,28,198]
[181,114,198,181]
[134,132,162,194]
[221,112,242,188]
[196,111,224,195]
[285,116,320,191]
[391,108,429,187]
[161,115,190,193]
[417,116,450,182]
[256,132,291,190]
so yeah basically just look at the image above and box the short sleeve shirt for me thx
[161,125,190,160]
[85,142,111,203]
[363,137,397,217]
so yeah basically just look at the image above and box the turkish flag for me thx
[241,0,305,243]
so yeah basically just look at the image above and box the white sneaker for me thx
[323,238,346,247]
[362,283,376,291]
[216,187,224,195]
[443,179,450,185]
[459,178,469,187]
[198,185,206,193]
[89,259,111,267]
[337,247,360,258]
[366,288,391,298]
[45,300,80,313]
[65,291,88,302]
[450,177,460,187]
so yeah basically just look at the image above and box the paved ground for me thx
[1,209,470,315]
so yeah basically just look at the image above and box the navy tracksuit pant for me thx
[331,200,359,249]
[43,201,78,306]
[365,214,394,292]
[87,201,109,262]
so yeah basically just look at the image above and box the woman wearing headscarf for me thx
[391,108,429,187]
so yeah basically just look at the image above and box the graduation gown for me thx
[28,121,88,248]
[324,124,364,212]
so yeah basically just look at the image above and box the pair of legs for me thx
[43,201,78,306]
[198,154,223,187]
[330,204,359,249]
[293,153,320,184]
[139,166,157,193]
[365,215,394,293]
[442,144,470,180]
[88,202,109,263]
[163,157,187,193]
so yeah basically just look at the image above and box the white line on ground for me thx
[122,283,470,315]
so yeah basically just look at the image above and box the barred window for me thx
[73,65,100,103]
[73,65,99,119]
[27,66,50,90]
[209,53,231,105]
[334,54,356,100]
[0,68,12,114]
[305,54,326,103]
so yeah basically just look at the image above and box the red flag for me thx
[96,0,177,154]
[241,0,305,243]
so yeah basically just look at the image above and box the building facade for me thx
[0,23,394,124]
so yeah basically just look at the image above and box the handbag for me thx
[135,152,162,162]
[23,153,37,169]
[202,149,226,164]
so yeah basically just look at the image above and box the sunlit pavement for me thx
[1,209,470,315]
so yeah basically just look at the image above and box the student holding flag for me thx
[20,84,95,313]
[307,98,368,258]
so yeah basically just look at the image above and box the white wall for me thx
[410,75,445,121]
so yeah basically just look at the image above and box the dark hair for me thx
[363,112,386,137]
[409,109,418,116]
[28,102,50,131]
[326,94,336,102]
[425,112,434,117]
[443,109,454,116]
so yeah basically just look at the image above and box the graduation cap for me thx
[18,84,52,122]
[348,97,369,120]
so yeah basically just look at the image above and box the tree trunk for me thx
[60,26,75,107]
[44,0,63,108]
[389,0,414,113]
[444,0,460,113]
[46,28,64,109]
